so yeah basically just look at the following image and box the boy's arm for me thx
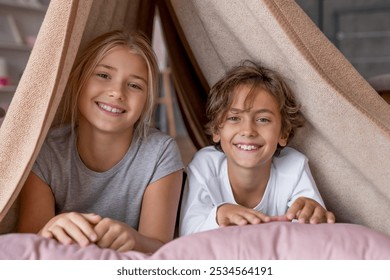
[179,172,221,236]
[286,160,335,223]
[286,197,335,223]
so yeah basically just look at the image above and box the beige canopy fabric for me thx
[0,0,389,235]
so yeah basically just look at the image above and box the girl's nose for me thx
[108,83,125,100]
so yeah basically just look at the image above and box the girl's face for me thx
[78,46,148,135]
[213,85,288,171]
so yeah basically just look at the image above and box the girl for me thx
[17,30,184,253]
[179,61,334,236]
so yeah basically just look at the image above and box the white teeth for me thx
[236,144,258,151]
[98,103,124,114]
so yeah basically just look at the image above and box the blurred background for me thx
[1,0,389,164]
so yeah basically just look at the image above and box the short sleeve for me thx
[150,138,184,184]
[31,141,52,184]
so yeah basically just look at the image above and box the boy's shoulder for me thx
[273,147,308,173]
[189,146,225,169]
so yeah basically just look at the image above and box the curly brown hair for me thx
[205,60,304,155]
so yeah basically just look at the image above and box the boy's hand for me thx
[216,203,271,227]
[93,218,138,252]
[39,212,102,247]
[286,197,336,224]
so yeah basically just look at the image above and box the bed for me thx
[0,0,390,260]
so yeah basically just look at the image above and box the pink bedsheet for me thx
[1,222,389,260]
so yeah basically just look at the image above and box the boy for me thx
[179,61,334,236]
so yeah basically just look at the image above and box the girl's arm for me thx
[93,170,183,253]
[137,169,183,252]
[17,172,102,247]
[17,172,56,233]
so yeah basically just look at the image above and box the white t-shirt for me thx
[179,146,325,236]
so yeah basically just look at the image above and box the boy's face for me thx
[213,85,288,170]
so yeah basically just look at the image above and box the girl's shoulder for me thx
[141,127,176,149]
[42,124,74,151]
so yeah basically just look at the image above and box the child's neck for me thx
[76,122,133,172]
[227,162,272,209]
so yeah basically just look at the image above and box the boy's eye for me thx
[257,117,270,123]
[227,116,240,122]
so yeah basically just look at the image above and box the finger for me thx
[251,211,271,223]
[229,214,249,226]
[67,213,99,242]
[49,226,75,245]
[94,219,119,248]
[61,223,92,247]
[117,242,134,253]
[39,229,54,239]
[326,211,336,224]
[286,198,305,220]
[81,213,102,225]
[308,206,326,224]
[218,217,231,227]
[269,215,290,222]
[242,211,271,224]
[110,234,136,252]
[296,204,315,224]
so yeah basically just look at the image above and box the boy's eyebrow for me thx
[96,64,147,83]
[230,108,276,115]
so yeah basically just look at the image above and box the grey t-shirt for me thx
[32,124,184,229]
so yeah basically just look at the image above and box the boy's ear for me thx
[212,132,221,143]
[278,132,288,147]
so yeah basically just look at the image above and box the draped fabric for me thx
[156,0,210,149]
[1,0,390,236]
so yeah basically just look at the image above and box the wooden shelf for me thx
[0,2,47,13]
[0,85,16,93]
[0,42,32,51]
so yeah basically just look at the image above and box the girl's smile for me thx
[78,46,148,135]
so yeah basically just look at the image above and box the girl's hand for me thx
[286,197,336,224]
[216,203,271,227]
[39,212,102,247]
[93,218,138,252]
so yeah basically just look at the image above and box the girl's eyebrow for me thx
[96,64,147,84]
[96,63,115,70]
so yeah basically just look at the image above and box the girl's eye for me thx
[128,83,142,90]
[96,73,109,79]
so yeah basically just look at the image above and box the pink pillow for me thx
[151,222,390,259]
[0,222,389,259]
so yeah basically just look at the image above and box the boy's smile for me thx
[213,84,288,171]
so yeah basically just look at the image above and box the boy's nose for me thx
[240,120,257,137]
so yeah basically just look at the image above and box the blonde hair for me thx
[61,30,159,138]
[206,60,304,154]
